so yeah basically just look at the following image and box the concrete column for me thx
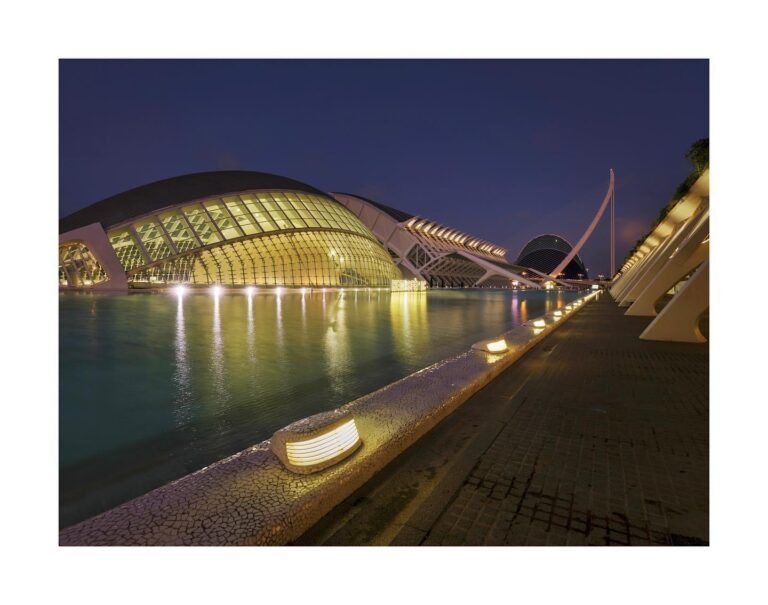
[59,222,129,291]
[611,244,660,300]
[626,211,709,316]
[615,222,690,307]
[639,258,709,343]
[618,205,707,307]
[474,270,495,286]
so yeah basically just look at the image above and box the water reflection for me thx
[275,290,284,350]
[60,288,582,527]
[172,294,192,426]
[511,293,519,325]
[390,292,428,363]
[211,292,229,405]
[246,292,257,386]
[324,291,350,395]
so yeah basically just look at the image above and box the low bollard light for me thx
[533,319,546,328]
[271,411,362,474]
[472,338,509,353]
[553,310,563,318]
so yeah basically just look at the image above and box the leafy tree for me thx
[686,138,709,174]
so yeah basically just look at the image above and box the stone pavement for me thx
[297,295,709,546]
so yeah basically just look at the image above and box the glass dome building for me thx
[58,171,402,290]
[515,234,588,280]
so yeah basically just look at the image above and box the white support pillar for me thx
[612,244,661,300]
[614,216,695,306]
[455,251,540,289]
[474,269,495,287]
[639,259,709,343]
[625,211,709,316]
[617,207,707,306]
[59,222,129,291]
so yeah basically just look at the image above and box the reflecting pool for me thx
[60,288,579,527]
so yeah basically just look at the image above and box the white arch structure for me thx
[549,169,615,278]
[610,169,709,342]
[332,193,542,288]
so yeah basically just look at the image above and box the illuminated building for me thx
[332,193,544,288]
[58,171,401,290]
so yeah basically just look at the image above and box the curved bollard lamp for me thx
[472,338,510,354]
[271,411,362,474]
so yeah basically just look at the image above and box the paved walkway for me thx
[297,296,709,546]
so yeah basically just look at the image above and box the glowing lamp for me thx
[533,319,546,328]
[591,284,600,290]
[473,338,509,353]
[271,412,362,474]
[245,286,255,296]
[174,285,186,297]
[565,305,573,312]
[486,339,508,353]
[553,310,563,318]
[211,285,222,296]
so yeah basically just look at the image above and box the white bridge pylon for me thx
[549,169,616,279]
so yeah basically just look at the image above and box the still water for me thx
[60,288,579,527]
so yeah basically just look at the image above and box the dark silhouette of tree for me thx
[686,138,709,174]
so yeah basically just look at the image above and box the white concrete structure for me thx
[610,169,709,342]
[550,169,615,278]
[333,192,544,288]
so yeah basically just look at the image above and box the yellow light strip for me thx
[533,319,546,328]
[486,339,508,353]
[285,420,360,467]
[287,439,358,464]
[553,310,563,317]
[287,422,358,452]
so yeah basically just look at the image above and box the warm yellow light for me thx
[591,284,600,290]
[486,339,508,353]
[245,286,255,296]
[275,287,283,295]
[285,419,360,467]
[553,310,563,317]
[533,319,546,328]
[211,285,222,296]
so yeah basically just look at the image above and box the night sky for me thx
[59,59,708,276]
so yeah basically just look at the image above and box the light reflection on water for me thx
[59,288,579,527]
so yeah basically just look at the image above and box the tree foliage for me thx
[686,138,709,174]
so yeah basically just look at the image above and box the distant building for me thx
[515,234,588,280]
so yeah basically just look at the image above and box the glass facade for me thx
[130,230,398,287]
[97,190,400,288]
[59,242,108,287]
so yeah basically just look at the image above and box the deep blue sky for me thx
[60,59,708,276]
